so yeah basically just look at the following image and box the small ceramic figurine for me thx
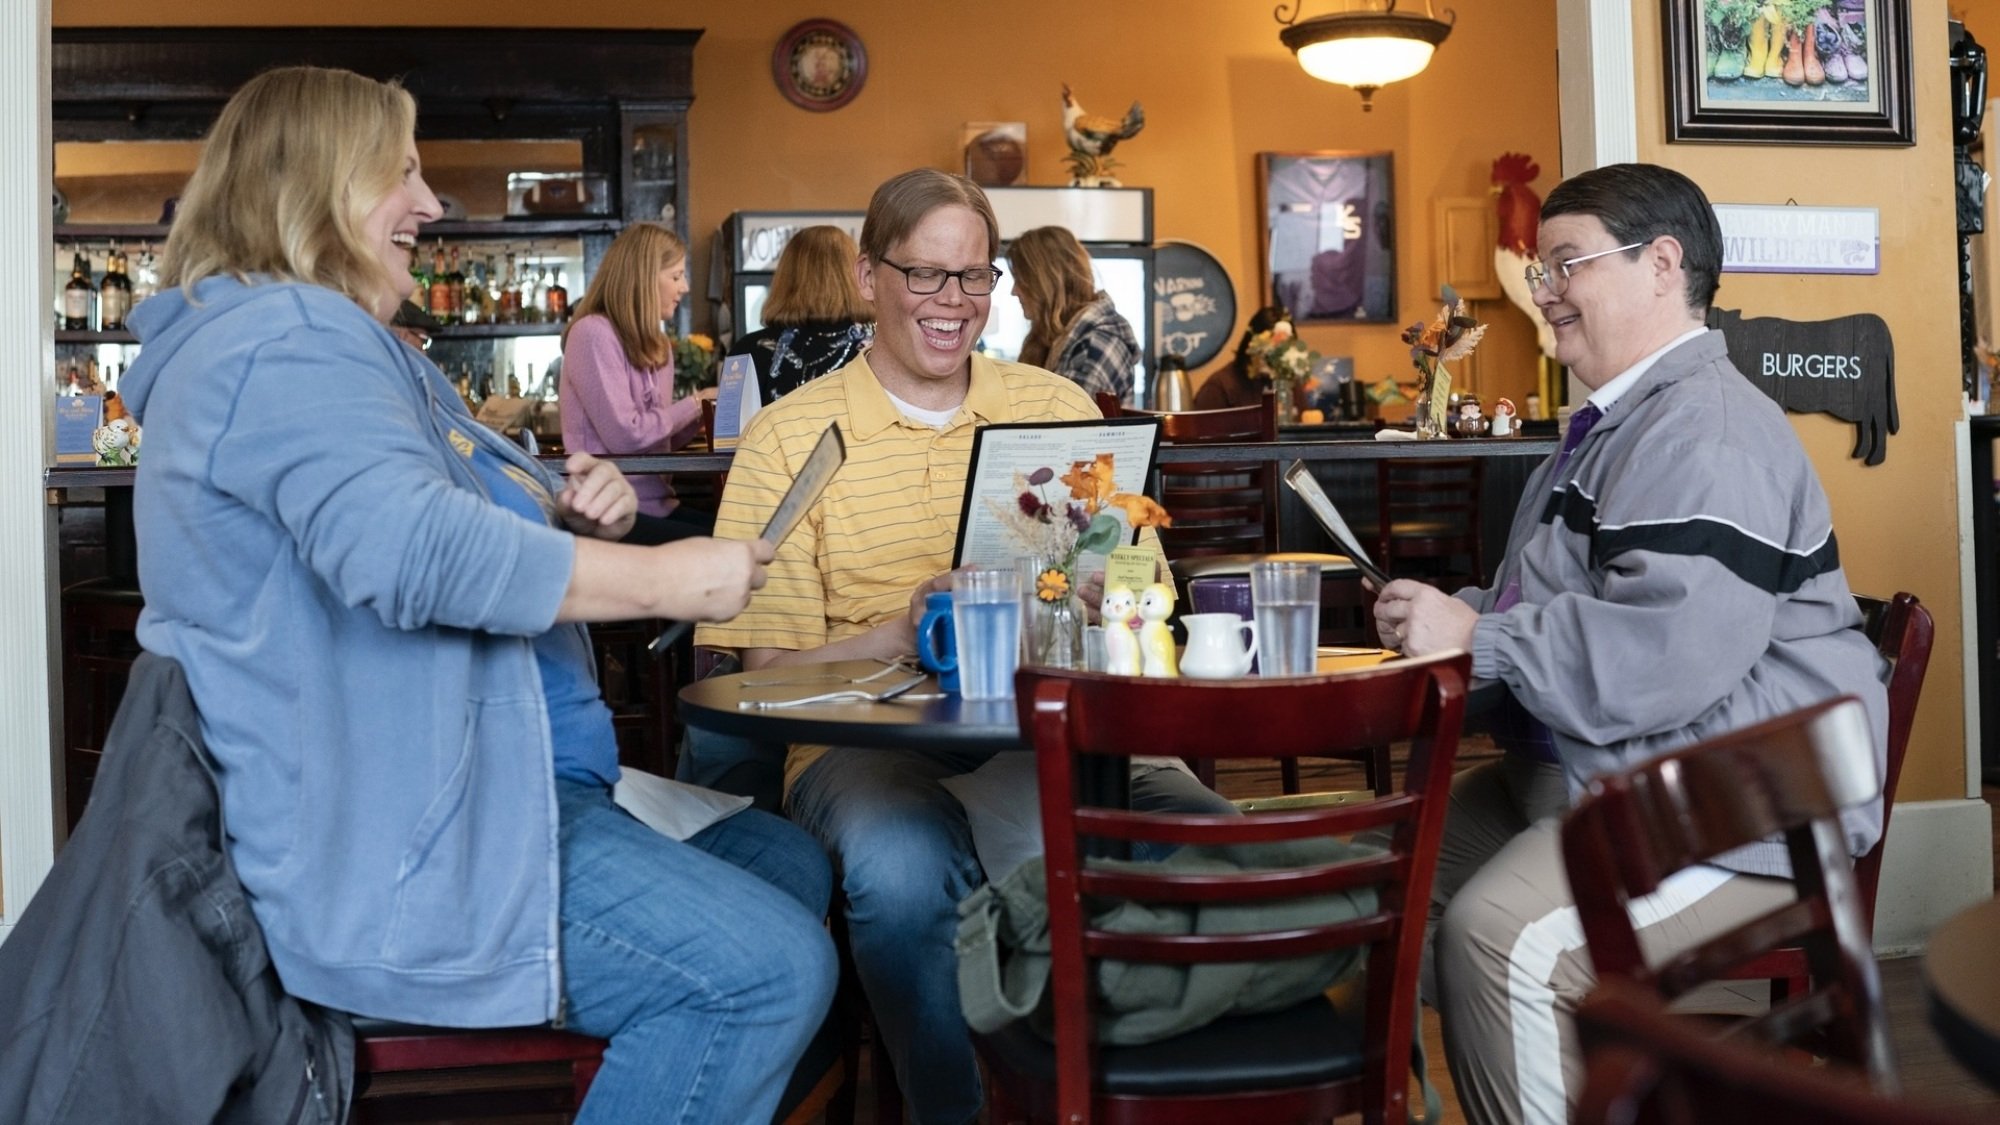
[1490,397,1517,437]
[92,393,140,467]
[1136,582,1179,678]
[1100,585,1143,676]
[1454,397,1488,437]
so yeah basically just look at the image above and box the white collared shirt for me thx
[1586,325,1710,413]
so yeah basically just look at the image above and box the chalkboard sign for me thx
[1151,240,1235,370]
[1709,307,1898,466]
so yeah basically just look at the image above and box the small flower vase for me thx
[1413,390,1440,439]
[1026,559,1086,669]
[1272,374,1301,424]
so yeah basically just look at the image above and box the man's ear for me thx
[1649,235,1686,294]
[856,254,877,302]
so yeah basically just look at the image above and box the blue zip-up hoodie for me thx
[122,276,577,1027]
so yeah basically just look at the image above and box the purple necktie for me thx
[1493,404,1602,613]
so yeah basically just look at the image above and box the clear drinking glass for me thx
[1250,560,1321,678]
[953,567,1024,700]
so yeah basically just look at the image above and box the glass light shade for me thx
[1294,36,1436,89]
[1278,6,1454,108]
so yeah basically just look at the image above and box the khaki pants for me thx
[1425,757,1793,1125]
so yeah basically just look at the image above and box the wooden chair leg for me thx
[1279,758,1302,795]
[1367,743,1392,796]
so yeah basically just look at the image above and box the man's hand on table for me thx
[1372,578,1477,657]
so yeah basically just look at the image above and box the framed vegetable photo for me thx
[1664,0,1913,145]
[1257,151,1396,324]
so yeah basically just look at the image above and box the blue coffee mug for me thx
[916,591,961,694]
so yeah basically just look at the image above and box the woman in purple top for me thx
[560,223,715,533]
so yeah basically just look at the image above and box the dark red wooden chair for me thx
[1723,592,1933,1002]
[1128,392,1281,560]
[351,1022,606,1121]
[1374,456,1484,588]
[1559,694,1899,1090]
[978,652,1469,1124]
[1573,979,1960,1125]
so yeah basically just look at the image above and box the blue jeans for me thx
[556,779,837,1124]
[788,748,1235,1125]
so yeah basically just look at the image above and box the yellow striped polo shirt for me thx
[695,350,1133,788]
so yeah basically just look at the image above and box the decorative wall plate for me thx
[773,20,867,112]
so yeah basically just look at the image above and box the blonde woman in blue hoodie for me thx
[120,65,834,1125]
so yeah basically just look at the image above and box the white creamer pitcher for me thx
[1179,612,1257,679]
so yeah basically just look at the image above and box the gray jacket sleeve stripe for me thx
[1541,487,1843,595]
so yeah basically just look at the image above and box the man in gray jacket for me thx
[1372,163,1887,1125]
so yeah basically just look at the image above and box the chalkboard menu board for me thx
[1151,240,1236,370]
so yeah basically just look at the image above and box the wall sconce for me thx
[1276,0,1456,112]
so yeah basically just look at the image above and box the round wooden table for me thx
[1925,896,2000,1089]
[678,659,1023,751]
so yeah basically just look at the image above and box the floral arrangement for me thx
[1246,319,1319,386]
[1400,285,1488,436]
[671,332,718,398]
[986,454,1172,604]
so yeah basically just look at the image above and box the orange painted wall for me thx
[50,0,1563,404]
[1631,0,1969,800]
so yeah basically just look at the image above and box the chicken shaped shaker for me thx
[1100,585,1142,676]
[1137,583,1179,678]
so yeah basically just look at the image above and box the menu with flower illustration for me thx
[951,417,1163,570]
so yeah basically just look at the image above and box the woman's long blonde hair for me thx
[763,226,872,328]
[562,223,685,371]
[163,66,416,311]
[1010,226,1099,368]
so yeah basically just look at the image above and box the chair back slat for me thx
[1850,592,1933,921]
[1560,695,1899,1090]
[1079,851,1404,904]
[1084,915,1401,964]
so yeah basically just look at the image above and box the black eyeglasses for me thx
[1523,239,1654,299]
[876,257,1003,296]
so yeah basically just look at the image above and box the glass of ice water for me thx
[952,567,1024,700]
[1250,560,1321,678]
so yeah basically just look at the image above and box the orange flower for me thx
[1061,454,1117,511]
[1035,567,1072,603]
[1104,493,1173,529]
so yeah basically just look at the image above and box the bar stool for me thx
[60,576,145,832]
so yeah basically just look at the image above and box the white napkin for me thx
[1372,428,1420,441]
[613,767,752,840]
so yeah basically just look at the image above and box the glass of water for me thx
[953,567,1024,700]
[1250,560,1321,678]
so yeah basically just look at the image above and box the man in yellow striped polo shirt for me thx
[694,169,1231,1125]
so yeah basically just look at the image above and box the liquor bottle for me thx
[517,261,541,325]
[427,241,453,324]
[62,251,94,330]
[527,265,550,324]
[459,256,482,325]
[546,267,569,322]
[481,255,500,324]
[498,252,521,324]
[446,246,466,323]
[130,243,159,305]
[99,245,134,332]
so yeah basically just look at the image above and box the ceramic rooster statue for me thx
[1136,583,1179,678]
[1061,83,1145,188]
[1491,153,1555,359]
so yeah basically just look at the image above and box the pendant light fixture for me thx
[1276,0,1456,112]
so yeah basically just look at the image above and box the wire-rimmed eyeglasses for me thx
[876,257,1004,296]
[1523,240,1652,298]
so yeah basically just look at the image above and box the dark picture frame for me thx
[1256,151,1396,324]
[1664,0,1913,145]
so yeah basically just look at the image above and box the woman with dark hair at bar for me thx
[1194,302,1291,409]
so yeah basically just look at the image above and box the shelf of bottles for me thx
[54,236,155,397]
[413,234,590,406]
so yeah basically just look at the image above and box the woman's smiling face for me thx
[359,134,442,322]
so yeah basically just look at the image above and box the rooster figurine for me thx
[1136,583,1179,678]
[1491,153,1555,359]
[1061,83,1145,188]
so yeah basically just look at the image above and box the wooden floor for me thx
[364,759,2000,1122]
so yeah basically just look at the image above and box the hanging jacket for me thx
[0,652,354,1124]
